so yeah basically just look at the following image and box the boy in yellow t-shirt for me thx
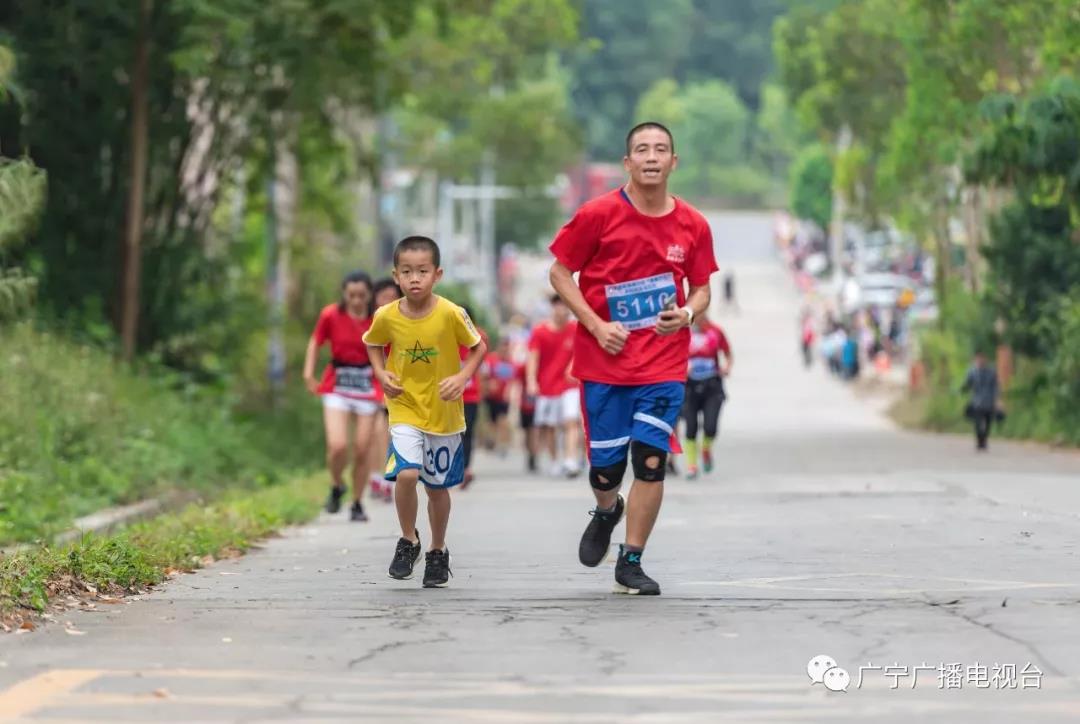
[363,235,487,587]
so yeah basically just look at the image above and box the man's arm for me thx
[525,348,541,396]
[655,283,711,335]
[549,260,629,355]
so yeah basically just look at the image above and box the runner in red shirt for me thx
[459,312,489,488]
[482,337,516,456]
[549,122,718,595]
[514,358,539,473]
[526,295,582,477]
[367,277,402,502]
[680,313,733,479]
[302,271,379,522]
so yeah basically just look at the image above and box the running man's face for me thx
[551,300,570,326]
[393,250,442,303]
[342,282,372,318]
[624,127,677,189]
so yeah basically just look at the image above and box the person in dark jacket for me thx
[962,352,999,451]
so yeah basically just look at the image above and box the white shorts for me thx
[385,424,465,489]
[322,393,378,416]
[534,389,581,427]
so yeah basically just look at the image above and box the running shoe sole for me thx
[612,581,661,596]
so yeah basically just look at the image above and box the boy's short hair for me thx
[549,293,564,305]
[393,235,441,268]
[625,121,675,155]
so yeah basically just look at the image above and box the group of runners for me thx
[304,121,729,594]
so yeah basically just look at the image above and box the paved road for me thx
[3,212,1080,722]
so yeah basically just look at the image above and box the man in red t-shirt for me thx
[526,295,582,477]
[549,122,718,596]
[482,337,516,455]
[459,321,490,488]
[514,359,539,473]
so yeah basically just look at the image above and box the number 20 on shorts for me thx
[424,446,451,476]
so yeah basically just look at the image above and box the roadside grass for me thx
[0,322,323,543]
[0,472,324,626]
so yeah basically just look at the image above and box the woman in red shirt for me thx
[680,313,733,479]
[367,277,403,503]
[302,271,378,521]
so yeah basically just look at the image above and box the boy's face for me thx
[374,285,401,309]
[393,249,442,303]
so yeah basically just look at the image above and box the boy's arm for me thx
[366,344,403,397]
[438,339,488,402]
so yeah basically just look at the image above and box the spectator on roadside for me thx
[842,327,860,380]
[962,352,1000,451]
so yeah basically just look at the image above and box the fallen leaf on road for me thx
[152,688,170,699]
[19,620,34,632]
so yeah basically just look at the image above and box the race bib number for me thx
[604,273,677,331]
[688,357,719,381]
[335,365,373,395]
[494,361,515,380]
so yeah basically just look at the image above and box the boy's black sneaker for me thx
[325,484,346,514]
[388,533,422,580]
[578,495,624,567]
[350,501,368,522]
[527,453,538,473]
[423,548,452,588]
[613,546,660,596]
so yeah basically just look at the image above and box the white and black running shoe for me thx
[613,546,660,596]
[388,533,422,580]
[578,495,624,567]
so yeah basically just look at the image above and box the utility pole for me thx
[119,0,152,361]
[829,124,852,288]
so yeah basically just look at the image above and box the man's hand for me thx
[377,369,404,398]
[526,378,539,397]
[303,374,320,395]
[438,373,467,401]
[591,320,630,355]
[655,308,690,336]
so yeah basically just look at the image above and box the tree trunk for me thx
[120,0,152,361]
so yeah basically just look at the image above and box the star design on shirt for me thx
[406,339,438,364]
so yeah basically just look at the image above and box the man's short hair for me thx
[625,121,675,156]
[550,293,565,305]
[393,235,441,268]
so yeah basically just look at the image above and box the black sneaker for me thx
[350,501,368,522]
[578,495,624,567]
[325,484,346,514]
[388,533,422,580]
[423,548,452,588]
[613,546,660,596]
[527,453,538,473]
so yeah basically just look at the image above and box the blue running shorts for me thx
[581,381,686,467]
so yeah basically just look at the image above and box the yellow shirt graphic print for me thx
[363,296,482,435]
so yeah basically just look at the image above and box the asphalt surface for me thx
[2,211,1079,722]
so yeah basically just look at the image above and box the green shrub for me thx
[0,323,323,544]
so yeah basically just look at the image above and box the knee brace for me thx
[589,459,627,491]
[630,440,667,482]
